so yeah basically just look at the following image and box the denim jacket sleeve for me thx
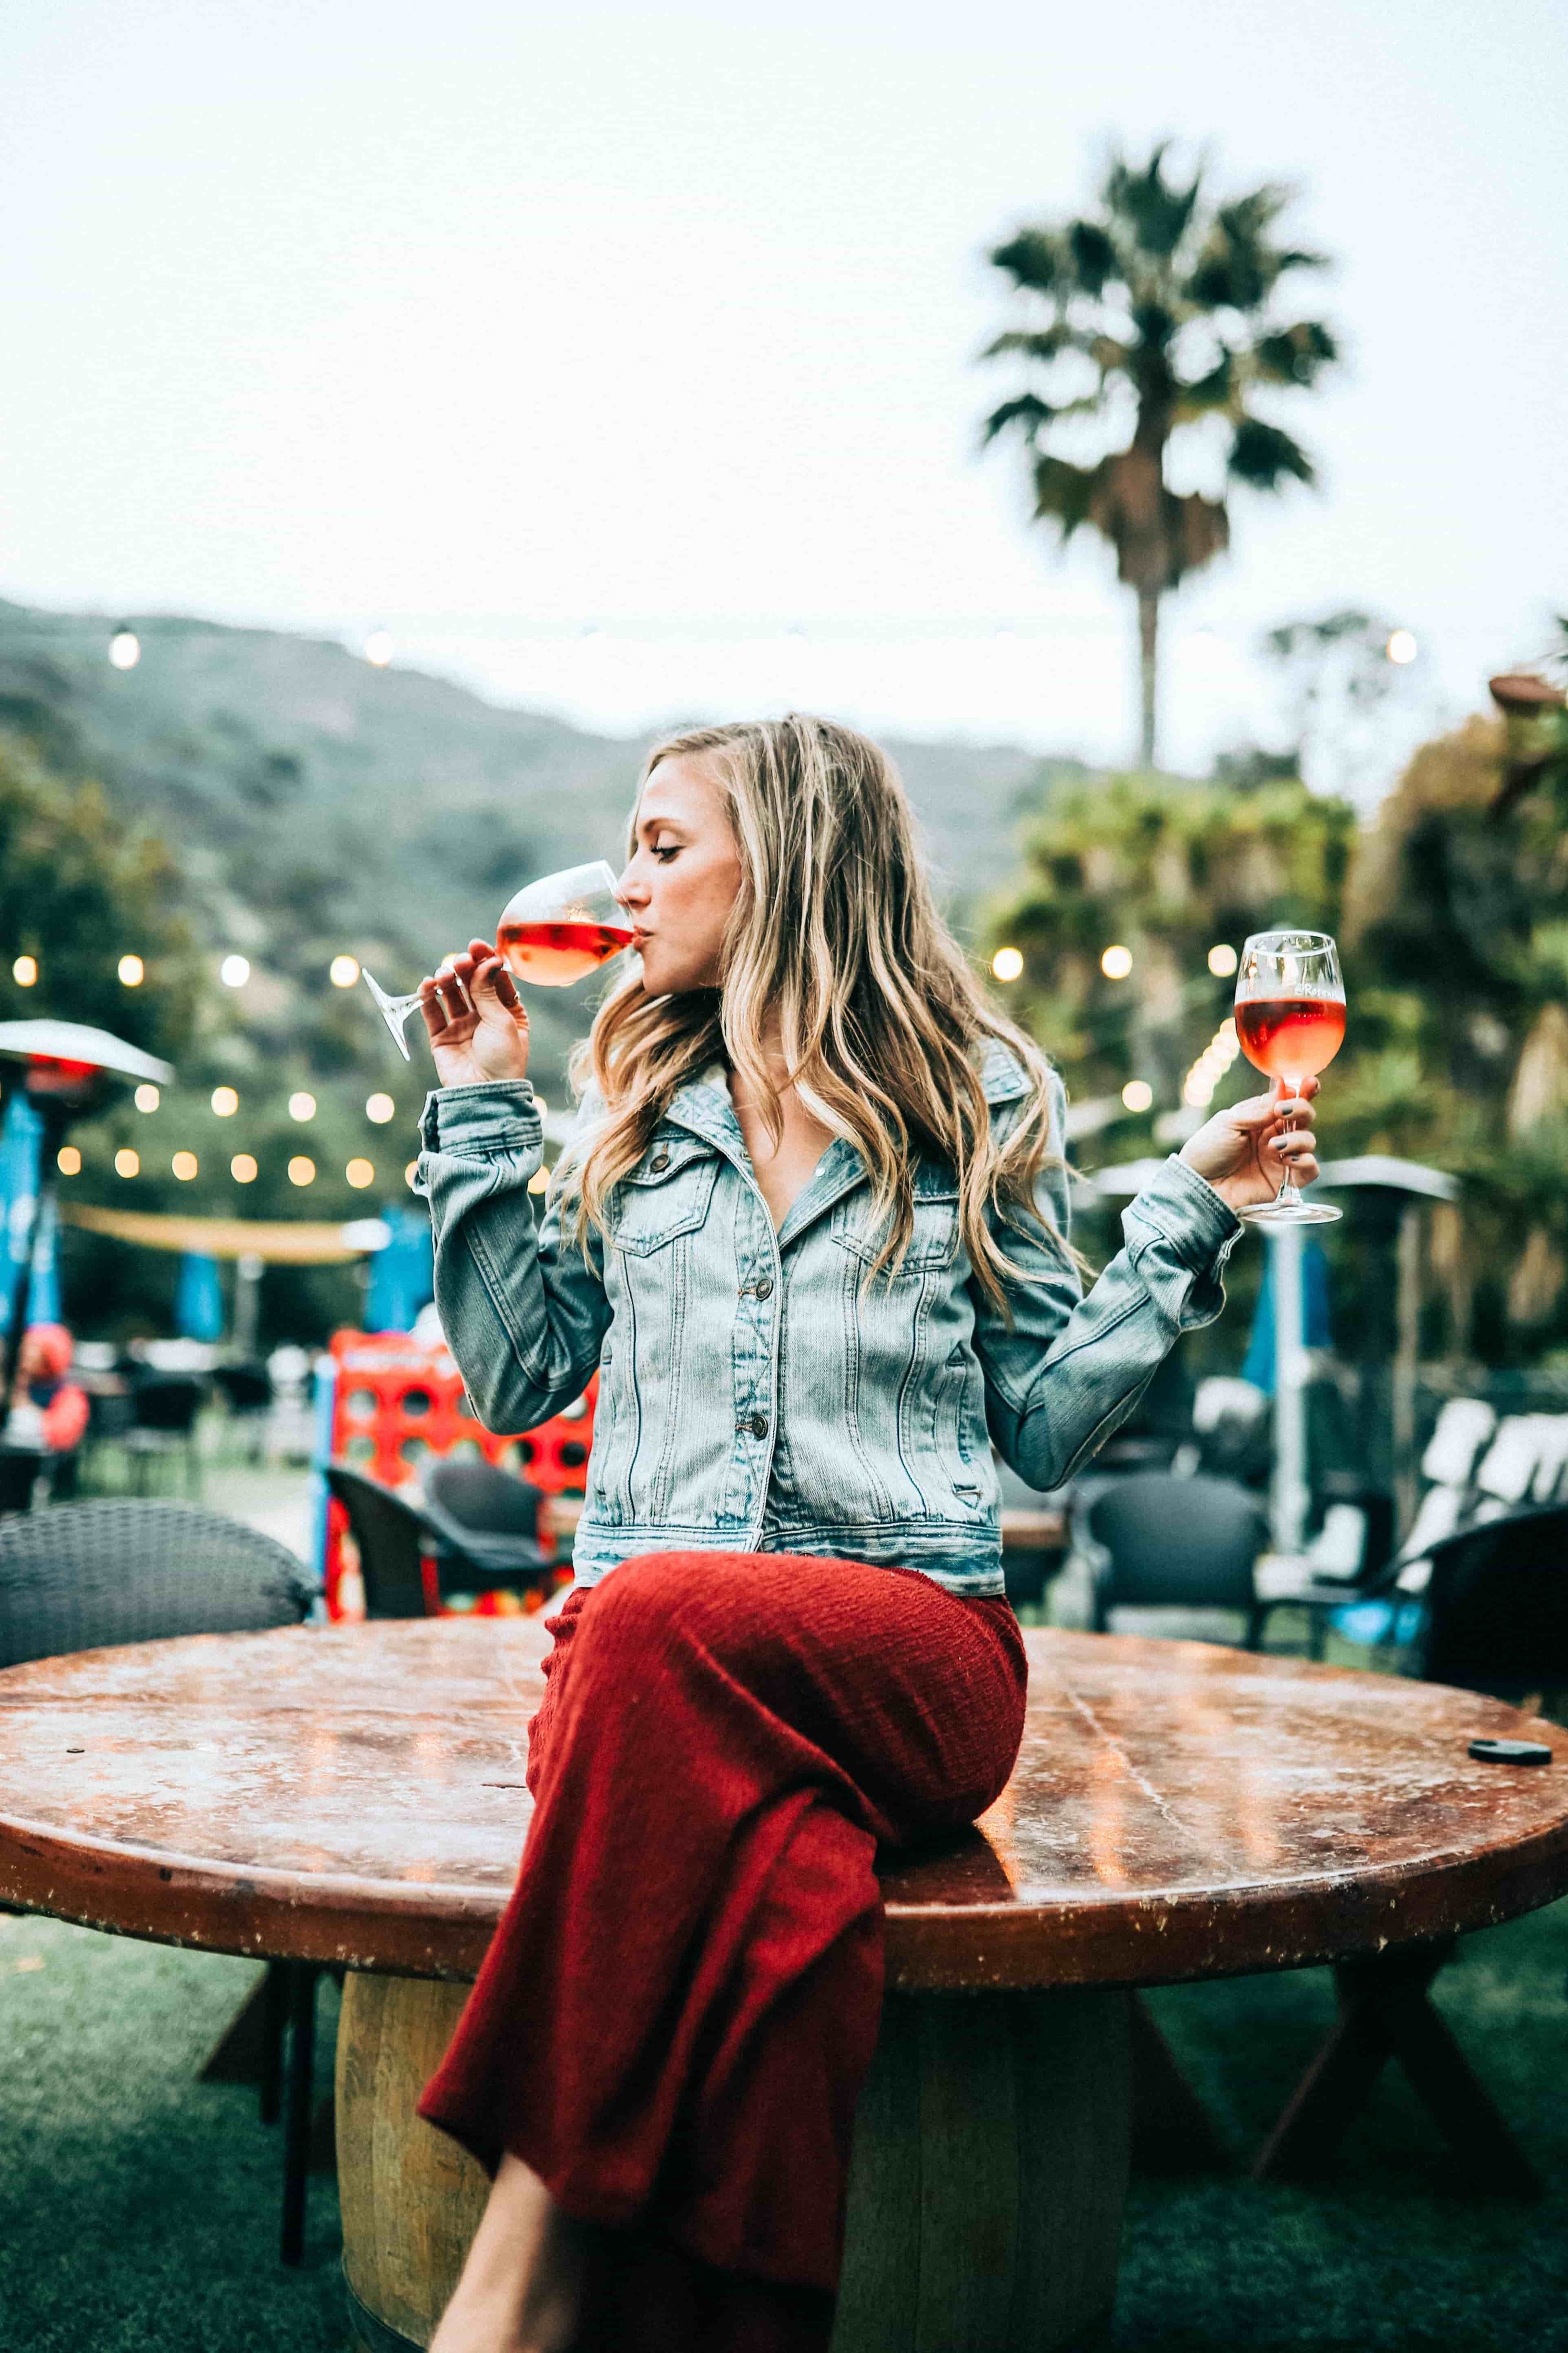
[413,1079,611,1432]
[972,1073,1242,1491]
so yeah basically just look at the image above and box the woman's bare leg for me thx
[429,2153,590,2353]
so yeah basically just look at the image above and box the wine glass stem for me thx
[1277,1079,1304,1205]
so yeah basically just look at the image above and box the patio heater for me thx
[0,1019,174,1394]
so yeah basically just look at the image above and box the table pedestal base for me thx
[337,1973,1132,2352]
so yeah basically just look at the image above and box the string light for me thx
[288,1155,316,1186]
[108,627,140,670]
[346,1158,375,1189]
[363,630,394,667]
[220,954,250,988]
[231,1154,258,1183]
[330,955,361,988]
[528,1166,550,1194]
[12,956,36,987]
[118,954,145,987]
[991,947,1024,982]
[134,1084,159,1113]
[404,1161,418,1188]
[1386,629,1418,666]
[172,1152,198,1181]
[289,1091,317,1121]
[1207,943,1238,978]
[1100,945,1134,980]
[211,1087,239,1115]
[1121,1080,1154,1113]
[1182,1016,1243,1108]
[366,1092,396,1123]
[57,1147,81,1176]
[115,1148,139,1178]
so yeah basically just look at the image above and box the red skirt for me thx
[418,1550,1026,2350]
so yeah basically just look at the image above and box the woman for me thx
[411,716,1318,2353]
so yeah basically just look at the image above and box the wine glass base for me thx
[1237,1198,1342,1228]
[361,970,417,1061]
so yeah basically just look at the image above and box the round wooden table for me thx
[2,1618,1565,2352]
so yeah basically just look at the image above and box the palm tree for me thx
[980,145,1338,767]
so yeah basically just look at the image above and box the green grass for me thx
[2,1898,1566,2349]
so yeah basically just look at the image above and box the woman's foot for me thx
[429,2154,590,2353]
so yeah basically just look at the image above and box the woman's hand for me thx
[1179,1075,1320,1214]
[419,937,531,1089]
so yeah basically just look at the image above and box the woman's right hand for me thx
[419,938,532,1089]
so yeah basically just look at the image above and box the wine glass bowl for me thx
[362,859,633,1059]
[1233,929,1345,1228]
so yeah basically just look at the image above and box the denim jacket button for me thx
[648,1150,671,1172]
[753,1277,774,1299]
[745,1412,770,1439]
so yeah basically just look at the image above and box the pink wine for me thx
[496,919,635,988]
[1236,995,1346,1083]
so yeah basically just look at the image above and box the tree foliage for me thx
[980,145,1338,764]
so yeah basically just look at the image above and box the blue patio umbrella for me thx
[176,1251,225,1343]
[0,1094,60,1331]
[365,1205,434,1333]
[1240,1236,1332,1395]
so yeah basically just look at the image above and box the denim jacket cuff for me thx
[420,1081,543,1155]
[1121,1153,1243,1273]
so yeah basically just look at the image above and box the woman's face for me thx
[616,756,744,998]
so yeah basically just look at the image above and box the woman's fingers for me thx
[417,977,449,1038]
[471,953,527,1019]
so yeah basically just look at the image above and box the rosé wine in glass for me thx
[1232,930,1345,1227]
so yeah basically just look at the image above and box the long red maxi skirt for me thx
[418,1550,1027,2352]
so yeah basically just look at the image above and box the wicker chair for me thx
[0,1499,315,1670]
[0,1500,321,2261]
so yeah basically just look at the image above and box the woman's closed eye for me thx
[653,844,680,862]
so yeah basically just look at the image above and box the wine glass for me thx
[362,859,634,1060]
[1233,930,1345,1227]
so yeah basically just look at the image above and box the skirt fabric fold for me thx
[417,1549,1027,2349]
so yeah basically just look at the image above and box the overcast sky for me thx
[2,0,1563,794]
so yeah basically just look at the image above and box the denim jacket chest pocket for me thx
[831,1167,962,1276]
[610,1135,723,1256]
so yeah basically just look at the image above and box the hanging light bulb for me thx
[109,626,141,670]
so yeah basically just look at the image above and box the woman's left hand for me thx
[1178,1075,1321,1214]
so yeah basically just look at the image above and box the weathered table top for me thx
[1,1618,1564,1991]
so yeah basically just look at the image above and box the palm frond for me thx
[1067,219,1119,296]
[980,325,1088,366]
[1229,417,1316,490]
[981,394,1057,447]
[1253,321,1339,386]
[1104,144,1202,259]
[989,228,1066,295]
[1032,454,1102,540]
[1175,354,1236,419]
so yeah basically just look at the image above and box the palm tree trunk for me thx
[1137,588,1160,768]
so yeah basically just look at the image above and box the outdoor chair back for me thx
[0,1448,46,1517]
[1415,1503,1568,1704]
[131,1373,205,1433]
[417,1456,554,1597]
[0,1500,316,1671]
[1086,1472,1267,1644]
[323,1461,437,1618]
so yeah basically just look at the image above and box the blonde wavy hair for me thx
[557,714,1068,1318]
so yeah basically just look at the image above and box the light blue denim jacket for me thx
[414,1039,1242,1598]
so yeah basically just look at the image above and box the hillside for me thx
[0,598,1071,1095]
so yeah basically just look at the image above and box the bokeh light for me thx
[1100,944,1134,980]
[134,1083,160,1113]
[108,628,140,670]
[1207,943,1238,978]
[1386,629,1418,665]
[366,1092,396,1123]
[288,1155,316,1186]
[363,630,394,668]
[172,1151,198,1181]
[529,1165,550,1194]
[288,1091,317,1121]
[118,953,144,987]
[330,954,361,988]
[404,1161,418,1188]
[990,947,1024,982]
[12,956,36,987]
[346,1158,376,1189]
[220,954,250,988]
[56,1147,81,1176]
[115,1148,139,1178]
[231,1154,258,1183]
[211,1086,239,1116]
[1121,1080,1154,1113]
